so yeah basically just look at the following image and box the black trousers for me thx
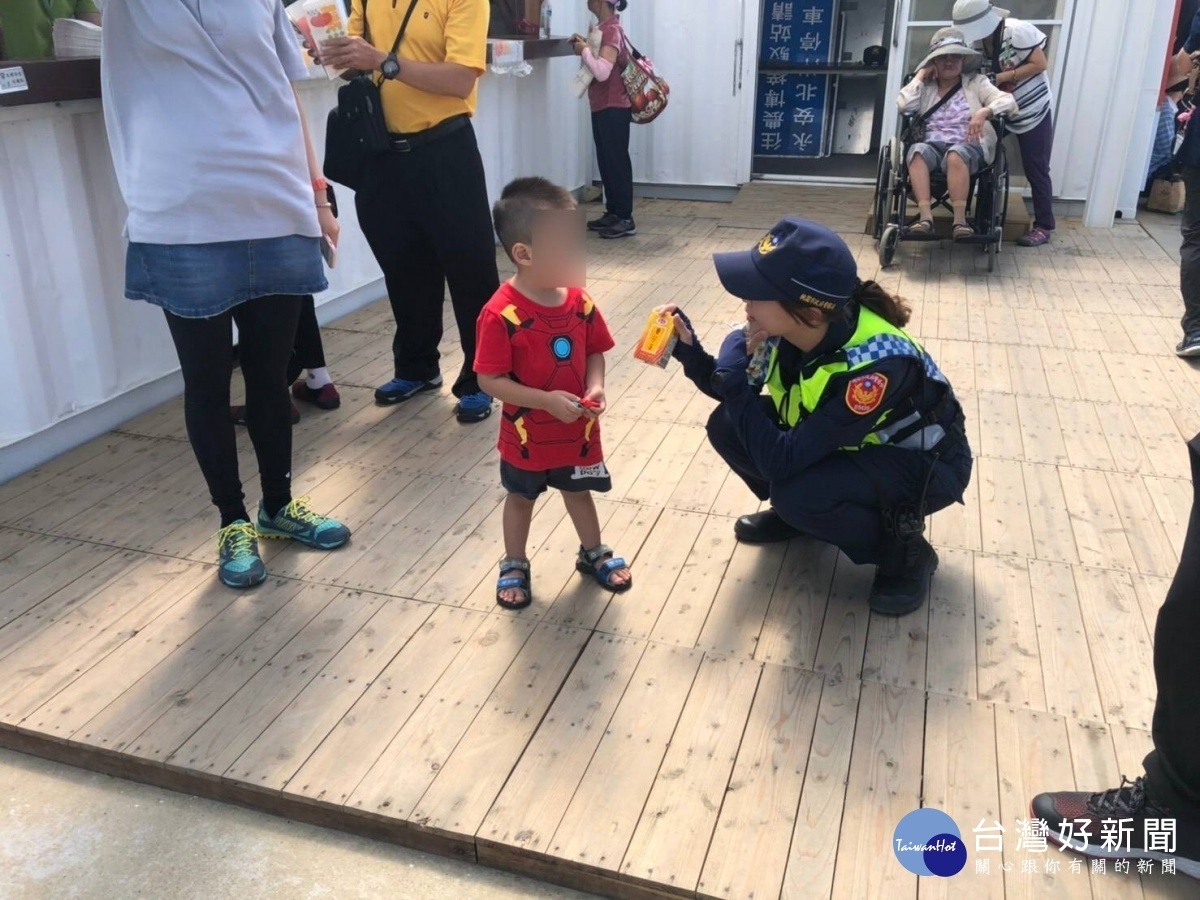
[165,294,301,526]
[355,121,499,398]
[592,107,634,220]
[286,295,327,386]
[706,398,973,565]
[1180,166,1200,338]
[1143,434,1200,820]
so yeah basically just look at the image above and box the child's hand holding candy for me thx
[545,390,585,424]
[578,387,606,418]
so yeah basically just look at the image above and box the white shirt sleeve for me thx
[273,0,311,82]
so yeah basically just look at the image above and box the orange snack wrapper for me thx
[633,310,677,368]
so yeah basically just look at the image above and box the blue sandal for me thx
[576,544,632,593]
[496,557,532,610]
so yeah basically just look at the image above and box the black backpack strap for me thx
[368,0,420,84]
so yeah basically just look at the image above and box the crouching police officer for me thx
[659,217,973,614]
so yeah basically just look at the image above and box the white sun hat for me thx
[952,0,1010,45]
[916,28,983,72]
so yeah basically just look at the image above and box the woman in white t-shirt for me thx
[100,0,351,588]
[954,0,1056,247]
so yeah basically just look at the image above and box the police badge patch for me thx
[845,373,888,415]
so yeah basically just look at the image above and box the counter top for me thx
[0,38,572,109]
[487,36,575,62]
[0,58,99,108]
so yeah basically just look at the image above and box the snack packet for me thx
[301,0,350,80]
[633,311,677,368]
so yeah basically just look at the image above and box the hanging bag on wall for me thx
[619,33,669,124]
[323,0,419,191]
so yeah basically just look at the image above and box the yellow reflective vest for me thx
[764,306,951,451]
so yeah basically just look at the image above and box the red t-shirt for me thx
[474,283,616,471]
[587,16,631,113]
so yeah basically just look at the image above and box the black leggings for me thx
[286,295,327,385]
[165,294,302,527]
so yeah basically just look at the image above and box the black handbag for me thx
[323,0,419,191]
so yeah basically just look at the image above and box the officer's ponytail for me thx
[853,280,912,329]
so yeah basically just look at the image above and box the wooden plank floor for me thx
[1,186,1196,899]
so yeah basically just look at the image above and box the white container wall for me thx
[617,0,755,187]
[1,41,591,481]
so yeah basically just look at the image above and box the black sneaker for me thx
[1031,776,1200,879]
[599,219,637,239]
[733,509,804,544]
[1176,333,1200,358]
[868,536,938,615]
[374,375,443,406]
[588,212,620,232]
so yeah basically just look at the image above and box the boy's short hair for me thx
[493,177,577,259]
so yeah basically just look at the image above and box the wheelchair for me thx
[873,110,1010,272]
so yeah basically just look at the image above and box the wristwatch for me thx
[381,53,401,80]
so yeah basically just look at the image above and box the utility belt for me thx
[877,391,965,454]
[388,114,470,153]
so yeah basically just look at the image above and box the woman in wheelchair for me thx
[896,28,1016,241]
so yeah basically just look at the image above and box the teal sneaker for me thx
[217,521,268,589]
[256,497,351,550]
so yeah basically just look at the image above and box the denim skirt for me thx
[124,235,328,319]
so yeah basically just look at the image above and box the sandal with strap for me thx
[906,218,935,235]
[496,557,532,610]
[576,543,633,593]
[952,222,974,241]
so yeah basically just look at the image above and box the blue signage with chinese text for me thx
[754,73,830,158]
[759,1,837,65]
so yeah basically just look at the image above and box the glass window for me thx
[910,0,1067,21]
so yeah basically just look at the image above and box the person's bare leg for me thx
[909,152,934,223]
[500,493,536,604]
[947,151,970,227]
[561,490,630,587]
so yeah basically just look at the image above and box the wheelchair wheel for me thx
[873,144,893,240]
[988,148,1009,273]
[879,223,900,268]
[993,147,1011,229]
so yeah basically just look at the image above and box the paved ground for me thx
[0,749,588,900]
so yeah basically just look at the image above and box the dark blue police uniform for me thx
[673,218,973,614]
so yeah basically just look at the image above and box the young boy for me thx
[475,177,633,610]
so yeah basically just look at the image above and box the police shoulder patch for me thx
[845,372,889,415]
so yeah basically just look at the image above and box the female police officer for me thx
[659,217,973,614]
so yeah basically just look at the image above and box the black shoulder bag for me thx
[902,80,962,145]
[323,0,420,191]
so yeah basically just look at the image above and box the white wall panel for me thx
[2,48,590,477]
[618,0,749,187]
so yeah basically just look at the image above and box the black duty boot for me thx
[733,508,804,544]
[868,535,938,615]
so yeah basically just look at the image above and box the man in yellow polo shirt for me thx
[322,0,500,424]
[0,0,99,60]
